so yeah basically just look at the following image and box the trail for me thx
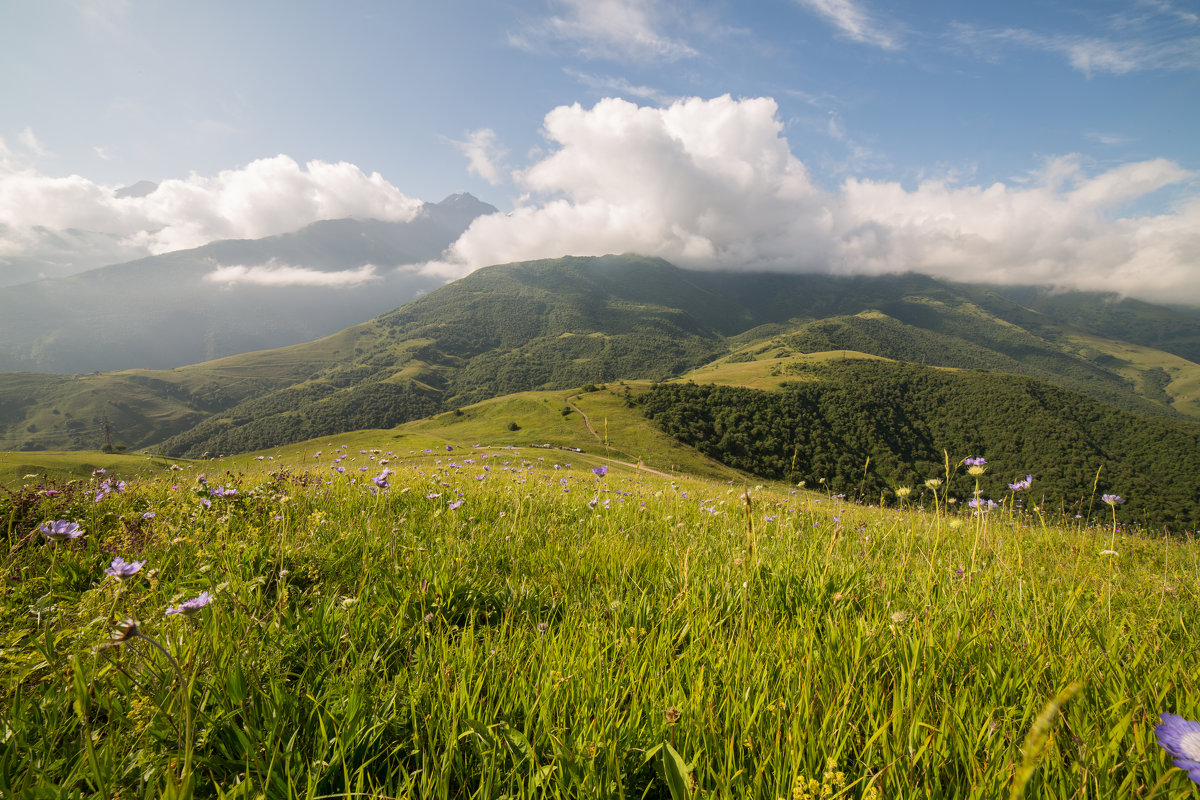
[558,394,675,479]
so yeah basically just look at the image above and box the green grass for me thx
[681,349,886,391]
[3,439,1199,799]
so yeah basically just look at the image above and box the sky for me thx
[1,0,1198,301]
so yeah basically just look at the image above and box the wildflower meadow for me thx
[3,441,1200,798]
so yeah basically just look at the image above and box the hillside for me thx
[645,359,1200,531]
[6,256,1200,459]
[0,194,494,373]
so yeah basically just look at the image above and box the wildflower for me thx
[39,520,84,544]
[592,465,607,478]
[1102,494,1125,505]
[924,477,942,489]
[1008,475,1033,491]
[165,591,213,617]
[372,469,391,489]
[106,557,146,581]
[446,444,453,451]
[1156,713,1200,784]
[895,487,912,499]
[968,497,999,512]
[141,511,156,520]
[448,499,464,510]
[963,457,986,467]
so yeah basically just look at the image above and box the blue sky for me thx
[2,0,1198,300]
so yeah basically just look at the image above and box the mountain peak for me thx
[430,193,497,216]
[114,180,159,199]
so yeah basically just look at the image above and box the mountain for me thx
[0,193,496,373]
[125,256,1200,452]
[6,253,1200,526]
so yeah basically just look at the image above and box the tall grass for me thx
[2,446,1197,798]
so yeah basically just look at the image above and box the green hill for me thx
[5,255,1200,498]
[642,358,1200,531]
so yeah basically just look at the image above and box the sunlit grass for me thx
[3,444,1199,798]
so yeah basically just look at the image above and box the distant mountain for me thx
[0,193,496,372]
[136,255,1200,456]
[7,253,1200,527]
[0,223,153,288]
[4,253,1200,458]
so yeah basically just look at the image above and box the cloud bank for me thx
[429,95,1200,304]
[0,154,422,265]
[204,263,381,288]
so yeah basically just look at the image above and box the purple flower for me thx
[968,498,999,512]
[372,469,391,489]
[40,520,84,544]
[92,468,107,476]
[199,497,212,509]
[141,512,156,520]
[449,499,464,510]
[963,457,987,467]
[1156,714,1200,784]
[106,557,146,582]
[446,444,453,452]
[166,591,213,617]
[592,465,608,478]
[1008,475,1033,492]
[1102,494,1125,505]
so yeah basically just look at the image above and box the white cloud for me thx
[423,95,1200,304]
[452,129,507,185]
[514,0,696,62]
[795,0,901,51]
[203,263,381,288]
[0,155,422,259]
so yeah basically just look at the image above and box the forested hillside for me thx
[641,359,1200,531]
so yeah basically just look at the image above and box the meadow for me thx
[3,437,1199,799]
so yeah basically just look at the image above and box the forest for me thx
[639,359,1200,531]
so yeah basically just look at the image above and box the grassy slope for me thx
[3,437,1197,798]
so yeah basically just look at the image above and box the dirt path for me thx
[558,394,675,479]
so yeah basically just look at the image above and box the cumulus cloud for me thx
[513,0,696,62]
[0,155,422,263]
[424,95,1200,304]
[203,263,381,288]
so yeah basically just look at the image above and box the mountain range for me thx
[0,193,495,373]
[4,252,1200,528]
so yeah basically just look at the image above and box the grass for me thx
[3,436,1199,799]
